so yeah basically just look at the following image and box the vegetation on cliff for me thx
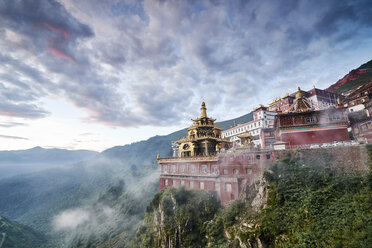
[130,151,372,248]
[128,187,221,248]
[210,155,372,247]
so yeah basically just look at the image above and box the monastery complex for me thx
[158,83,372,205]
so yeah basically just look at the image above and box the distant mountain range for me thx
[326,59,372,95]
[0,147,98,179]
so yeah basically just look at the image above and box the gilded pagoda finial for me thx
[296,86,305,99]
[201,102,207,118]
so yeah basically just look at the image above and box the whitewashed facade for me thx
[222,107,277,148]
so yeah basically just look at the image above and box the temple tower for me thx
[176,102,229,157]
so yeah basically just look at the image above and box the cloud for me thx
[0,0,372,127]
[0,134,29,140]
[0,122,27,128]
[53,208,91,230]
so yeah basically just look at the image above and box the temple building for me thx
[176,102,229,157]
[268,86,342,112]
[276,88,350,148]
[342,82,372,143]
[158,102,274,205]
[222,105,277,149]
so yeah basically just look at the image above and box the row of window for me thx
[354,121,372,134]
[163,164,253,175]
[163,164,219,174]
[164,179,234,192]
[224,153,270,162]
[223,121,264,137]
[304,114,341,124]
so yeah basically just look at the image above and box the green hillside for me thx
[126,149,372,248]
[326,59,372,95]
[358,60,372,70]
[0,215,47,248]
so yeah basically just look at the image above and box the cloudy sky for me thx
[0,0,371,151]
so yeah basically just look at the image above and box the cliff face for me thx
[128,187,221,248]
[128,147,372,248]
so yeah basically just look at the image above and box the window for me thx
[332,114,341,120]
[229,156,234,162]
[256,155,261,160]
[200,182,204,190]
[191,165,196,173]
[163,165,167,173]
[266,154,271,159]
[223,168,228,174]
[246,168,252,174]
[172,165,176,173]
[201,165,207,174]
[233,169,239,175]
[181,164,185,173]
[215,183,220,190]
[190,181,194,188]
[165,179,168,186]
[361,125,368,132]
[212,165,218,174]
[354,127,360,134]
[173,180,176,186]
[225,183,232,192]
[305,117,316,123]
[180,180,185,186]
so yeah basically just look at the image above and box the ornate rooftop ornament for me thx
[176,102,230,157]
[288,87,314,113]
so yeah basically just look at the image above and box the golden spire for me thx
[201,102,207,118]
[337,97,341,105]
[296,86,305,99]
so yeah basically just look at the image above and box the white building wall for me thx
[348,104,365,112]
[307,95,337,110]
[222,110,277,148]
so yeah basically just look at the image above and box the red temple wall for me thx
[281,128,350,146]
[159,151,274,205]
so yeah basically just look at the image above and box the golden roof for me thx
[237,131,252,139]
[295,87,306,99]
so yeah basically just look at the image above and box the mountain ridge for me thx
[0,146,99,179]
[325,59,372,95]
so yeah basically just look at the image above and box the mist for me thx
[50,167,160,247]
